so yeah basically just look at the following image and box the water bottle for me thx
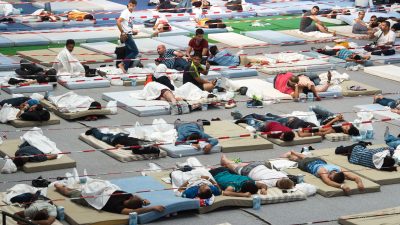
[212,88,218,94]
[297,174,305,183]
[366,129,374,139]
[307,92,314,102]
[299,93,306,103]
[129,212,138,225]
[252,195,261,210]
[131,79,137,87]
[56,206,65,221]
[201,104,208,111]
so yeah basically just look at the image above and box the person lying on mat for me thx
[33,9,60,22]
[283,151,364,194]
[15,59,57,83]
[369,21,396,46]
[85,128,161,155]
[54,183,165,215]
[208,46,267,67]
[221,154,295,191]
[274,72,331,101]
[14,199,57,225]
[0,97,51,122]
[175,119,218,154]
[309,105,360,137]
[384,126,400,149]
[299,6,335,35]
[156,44,188,71]
[67,10,94,21]
[186,29,209,58]
[316,48,371,65]
[53,39,106,77]
[152,17,172,37]
[335,141,397,171]
[373,94,400,114]
[209,166,263,197]
[171,167,221,202]
[234,113,304,141]
[183,54,220,92]
[352,11,379,35]
[13,141,57,168]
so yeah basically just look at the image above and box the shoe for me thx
[85,128,95,136]
[52,83,57,88]
[97,70,107,77]
[246,99,263,108]
[225,99,237,109]
[216,86,226,92]
[211,118,221,121]
[238,86,248,95]
[231,110,243,120]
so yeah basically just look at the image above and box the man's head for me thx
[350,53,362,61]
[157,44,166,56]
[280,131,295,142]
[127,0,137,12]
[287,75,299,88]
[191,54,202,66]
[342,124,360,136]
[197,184,213,199]
[328,171,345,183]
[381,156,397,171]
[32,209,49,221]
[84,14,94,20]
[240,181,258,194]
[124,195,144,209]
[302,122,317,128]
[186,132,200,144]
[13,156,28,168]
[28,104,43,112]
[209,46,219,56]
[380,21,391,32]
[358,10,365,19]
[89,101,101,110]
[66,39,75,52]
[276,178,295,190]
[195,28,205,40]
[370,15,377,23]
[311,6,320,15]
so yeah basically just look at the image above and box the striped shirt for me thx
[159,49,176,69]
[337,49,354,60]
[349,146,390,169]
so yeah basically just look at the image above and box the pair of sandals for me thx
[347,85,366,91]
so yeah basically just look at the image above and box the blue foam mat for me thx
[243,30,305,45]
[111,176,199,224]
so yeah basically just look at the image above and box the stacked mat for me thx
[328,26,369,39]
[339,207,400,225]
[364,65,400,82]
[208,33,267,48]
[0,54,19,71]
[170,21,228,34]
[58,76,111,90]
[153,35,192,50]
[354,104,400,120]
[243,30,306,45]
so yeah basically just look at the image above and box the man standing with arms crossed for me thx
[117,0,139,73]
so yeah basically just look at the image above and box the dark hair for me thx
[186,133,200,143]
[191,53,202,59]
[83,14,94,20]
[129,0,137,5]
[332,172,345,183]
[370,15,377,19]
[35,104,44,111]
[195,28,204,36]
[240,181,258,194]
[125,196,143,209]
[282,131,295,142]
[209,46,218,56]
[353,55,362,60]
[312,6,320,10]
[33,210,49,221]
[347,125,360,136]
[377,17,387,23]
[13,157,27,168]
[192,1,202,8]
[302,122,316,128]
[381,156,397,171]
[382,20,391,27]
[370,21,379,28]
[197,188,213,199]
[66,39,75,46]
[89,101,101,110]
[45,68,57,75]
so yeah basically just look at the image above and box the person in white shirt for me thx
[370,21,396,46]
[220,154,294,190]
[117,0,140,72]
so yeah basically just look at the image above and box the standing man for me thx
[117,0,140,72]
[300,6,335,35]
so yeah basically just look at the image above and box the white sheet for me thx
[297,30,333,38]
[82,179,120,210]
[4,184,41,204]
[20,128,62,158]
[49,91,94,113]
[124,118,177,143]
[53,48,85,77]
[0,104,19,123]
[318,70,350,85]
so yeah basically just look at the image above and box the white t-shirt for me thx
[374,30,396,46]
[119,8,135,33]
[248,165,287,187]
[24,200,57,218]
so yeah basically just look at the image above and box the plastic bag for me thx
[1,156,17,174]
[106,101,118,114]
[134,122,146,140]
[0,103,19,123]
[354,111,374,140]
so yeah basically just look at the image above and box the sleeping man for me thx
[0,97,50,122]
[13,141,57,169]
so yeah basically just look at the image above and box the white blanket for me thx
[82,179,120,210]
[125,118,178,143]
[53,48,85,77]
[49,91,94,113]
[318,71,350,85]
[4,184,41,204]
[0,104,19,123]
[269,159,298,171]
[297,30,333,38]
[21,128,62,158]
[0,1,14,16]
[131,82,208,101]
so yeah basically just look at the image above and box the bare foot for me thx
[373,94,383,103]
[332,31,336,36]
[280,151,293,158]
[118,63,127,74]
[175,97,183,101]
[220,154,228,166]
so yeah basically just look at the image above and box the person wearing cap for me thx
[0,97,50,122]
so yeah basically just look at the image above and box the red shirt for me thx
[189,38,209,56]
[274,72,294,95]
[263,121,292,138]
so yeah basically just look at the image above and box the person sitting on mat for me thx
[220,154,294,190]
[0,97,51,122]
[369,21,396,46]
[299,6,335,35]
[12,141,57,169]
[151,63,176,90]
[175,119,218,154]
[232,113,299,141]
[208,46,267,67]
[85,128,161,155]
[183,54,220,92]
[274,72,332,100]
[15,59,57,83]
[186,29,209,58]
[283,150,364,194]
[14,199,57,225]
[373,94,400,114]
[156,44,188,71]
[53,39,106,77]
[335,141,397,171]
[309,105,360,137]
[54,183,165,215]
[352,11,379,35]
[208,166,263,197]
